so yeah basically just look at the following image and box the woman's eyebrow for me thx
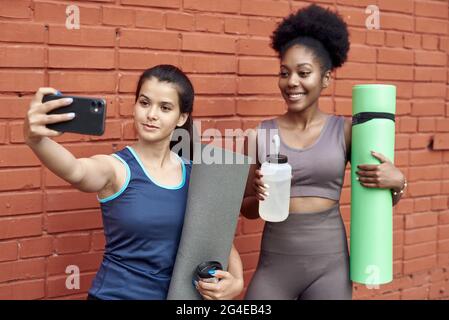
[139,94,175,105]
[280,63,313,68]
[161,101,174,106]
[296,63,312,68]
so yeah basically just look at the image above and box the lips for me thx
[285,92,307,101]
[142,123,159,130]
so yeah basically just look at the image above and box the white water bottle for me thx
[259,135,292,222]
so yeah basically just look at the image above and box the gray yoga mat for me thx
[167,143,251,300]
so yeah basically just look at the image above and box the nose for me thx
[287,73,300,88]
[146,105,158,120]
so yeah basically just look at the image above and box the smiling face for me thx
[278,44,331,113]
[134,77,189,144]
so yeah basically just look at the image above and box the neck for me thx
[283,103,324,130]
[132,137,175,168]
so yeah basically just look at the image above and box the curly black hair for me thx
[271,4,350,72]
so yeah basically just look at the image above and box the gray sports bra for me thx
[257,114,349,201]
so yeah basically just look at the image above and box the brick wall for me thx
[0,0,448,300]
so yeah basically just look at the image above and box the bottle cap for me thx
[266,154,288,164]
[195,261,223,279]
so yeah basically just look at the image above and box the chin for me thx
[140,131,173,145]
[286,101,308,112]
[136,129,159,141]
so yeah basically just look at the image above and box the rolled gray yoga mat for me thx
[167,143,251,300]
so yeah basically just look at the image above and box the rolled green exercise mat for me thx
[350,84,396,285]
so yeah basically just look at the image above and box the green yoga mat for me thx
[350,84,396,285]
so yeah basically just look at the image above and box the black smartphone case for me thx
[43,94,107,136]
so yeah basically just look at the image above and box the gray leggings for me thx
[245,203,352,300]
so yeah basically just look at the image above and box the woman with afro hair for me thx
[240,4,406,300]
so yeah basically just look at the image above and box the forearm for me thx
[240,196,260,220]
[26,137,83,184]
[227,244,243,281]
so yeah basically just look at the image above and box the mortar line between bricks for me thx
[232,5,241,122]
[114,25,120,148]
[42,15,50,301]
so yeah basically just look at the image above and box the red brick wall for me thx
[0,0,448,300]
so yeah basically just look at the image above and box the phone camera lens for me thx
[90,102,101,114]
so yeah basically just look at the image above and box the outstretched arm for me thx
[24,87,116,193]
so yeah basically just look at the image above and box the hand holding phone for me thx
[24,88,75,144]
[42,94,106,136]
[24,88,107,146]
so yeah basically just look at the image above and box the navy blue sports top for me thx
[88,146,192,300]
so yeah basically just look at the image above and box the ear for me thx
[177,112,189,127]
[322,70,332,89]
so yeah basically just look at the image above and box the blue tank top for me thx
[88,146,191,300]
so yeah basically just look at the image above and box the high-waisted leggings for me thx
[245,203,352,300]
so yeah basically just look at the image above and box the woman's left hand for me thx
[356,151,405,191]
[196,270,244,300]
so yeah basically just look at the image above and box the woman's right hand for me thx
[24,87,75,144]
[253,169,269,201]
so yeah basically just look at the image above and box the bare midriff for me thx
[289,196,338,214]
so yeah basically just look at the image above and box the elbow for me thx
[241,211,260,220]
[240,197,260,220]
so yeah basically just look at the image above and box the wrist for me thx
[392,176,407,196]
[233,277,244,293]
[231,275,244,287]
[25,136,43,146]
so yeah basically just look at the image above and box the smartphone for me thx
[42,94,107,136]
